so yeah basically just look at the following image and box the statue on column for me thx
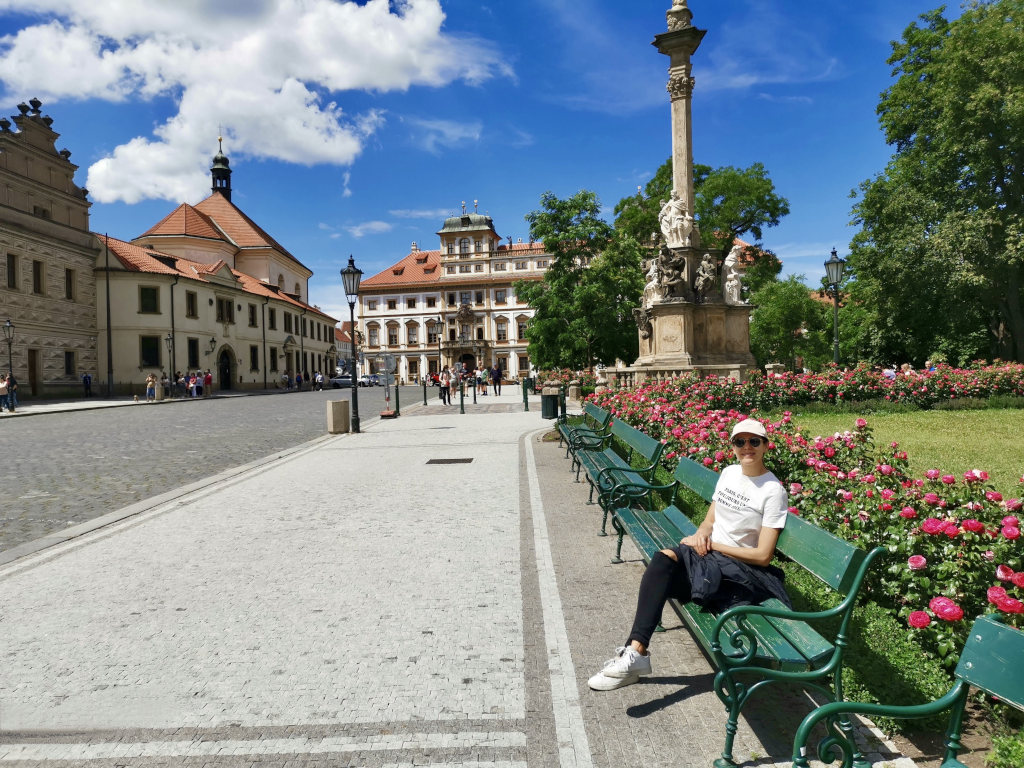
[656,242,691,301]
[722,245,745,305]
[658,191,693,249]
[667,0,693,31]
[694,252,718,302]
[641,258,661,307]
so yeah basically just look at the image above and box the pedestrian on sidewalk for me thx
[490,363,502,396]
[0,374,9,412]
[204,369,213,397]
[6,373,17,409]
[195,369,204,398]
[588,419,790,691]
[82,371,92,397]
[439,367,451,405]
[188,372,198,398]
[145,373,157,403]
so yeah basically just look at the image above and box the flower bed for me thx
[588,382,1024,669]
[537,368,598,387]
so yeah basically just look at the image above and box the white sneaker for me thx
[588,646,652,690]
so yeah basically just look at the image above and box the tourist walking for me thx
[204,369,213,397]
[588,419,789,690]
[145,373,157,403]
[82,371,92,397]
[490,363,502,396]
[0,374,9,412]
[439,367,451,405]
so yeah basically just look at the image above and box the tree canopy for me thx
[848,0,1024,364]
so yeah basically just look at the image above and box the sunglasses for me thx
[731,437,764,448]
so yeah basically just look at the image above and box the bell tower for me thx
[211,136,232,201]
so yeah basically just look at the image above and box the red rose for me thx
[907,611,931,628]
[921,517,945,534]
[962,518,985,533]
[996,564,1016,582]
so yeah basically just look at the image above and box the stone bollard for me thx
[326,400,351,434]
[567,379,582,402]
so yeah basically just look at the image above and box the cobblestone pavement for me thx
[0,387,406,555]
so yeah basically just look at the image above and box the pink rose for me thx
[1002,526,1021,540]
[1013,572,1024,589]
[880,502,893,512]
[928,596,964,622]
[840,491,853,502]
[907,611,931,628]
[1003,516,1020,527]
[789,483,803,494]
[944,522,960,538]
[986,491,1003,503]
[855,418,867,428]
[962,518,985,533]
[879,464,894,476]
[988,586,1008,604]
[997,597,1024,614]
[984,550,995,561]
[923,493,940,506]
[926,469,940,480]
[921,517,945,534]
[787,506,800,516]
[996,564,1016,581]
[1006,499,1022,512]
[908,555,927,571]
[941,474,956,485]
[881,488,896,500]
[862,474,876,484]
[900,507,918,519]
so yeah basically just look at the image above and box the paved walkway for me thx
[0,390,916,767]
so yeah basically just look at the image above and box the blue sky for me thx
[0,0,958,322]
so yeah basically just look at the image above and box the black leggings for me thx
[627,551,693,648]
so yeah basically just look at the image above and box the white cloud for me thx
[405,117,482,154]
[0,0,510,203]
[341,171,352,198]
[345,220,392,238]
[388,207,453,219]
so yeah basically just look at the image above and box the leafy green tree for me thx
[850,0,1024,363]
[749,276,829,369]
[515,191,643,370]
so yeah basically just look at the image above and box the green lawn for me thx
[783,409,1024,499]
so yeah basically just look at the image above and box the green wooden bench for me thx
[792,614,1024,768]
[576,418,665,536]
[557,402,612,461]
[609,456,886,768]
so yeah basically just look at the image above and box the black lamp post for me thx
[3,318,15,413]
[164,333,174,396]
[824,248,847,365]
[341,255,363,433]
[432,315,443,375]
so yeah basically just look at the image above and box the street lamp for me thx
[824,248,847,365]
[3,318,15,413]
[431,315,443,375]
[341,255,363,433]
[164,333,174,397]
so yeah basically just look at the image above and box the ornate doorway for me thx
[217,349,233,391]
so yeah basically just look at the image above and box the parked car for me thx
[370,373,382,386]
[329,374,353,388]
[357,374,372,387]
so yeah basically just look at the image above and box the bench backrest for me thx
[954,615,1024,710]
[776,513,868,594]
[669,456,869,595]
[583,402,610,427]
[610,419,665,462]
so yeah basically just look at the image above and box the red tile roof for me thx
[97,234,335,321]
[361,249,443,288]
[139,202,226,242]
[194,192,308,271]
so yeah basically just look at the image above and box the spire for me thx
[211,136,232,201]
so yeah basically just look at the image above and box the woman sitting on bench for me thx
[589,418,790,691]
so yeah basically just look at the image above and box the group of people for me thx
[162,370,213,400]
[280,370,325,391]
[436,363,503,404]
[0,372,17,412]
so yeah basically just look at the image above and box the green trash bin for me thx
[541,393,559,419]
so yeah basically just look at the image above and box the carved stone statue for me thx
[633,307,653,339]
[722,245,745,305]
[694,252,718,302]
[667,0,693,31]
[642,258,661,307]
[657,243,691,300]
[455,303,476,322]
[658,191,693,249]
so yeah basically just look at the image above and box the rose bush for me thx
[587,380,1024,668]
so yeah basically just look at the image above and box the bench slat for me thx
[776,514,867,594]
[672,457,719,501]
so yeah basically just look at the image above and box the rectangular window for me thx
[536,259,550,268]
[284,313,293,333]
[476,326,484,340]
[408,325,418,344]
[64,350,75,376]
[460,291,472,305]
[388,326,399,345]
[64,268,75,300]
[185,290,198,318]
[268,308,277,329]
[187,337,199,369]
[250,345,259,371]
[447,292,457,306]
[6,253,17,289]
[475,291,484,305]
[519,356,530,372]
[494,262,507,271]
[139,286,159,314]
[32,259,44,294]
[301,317,307,337]
[387,299,397,310]
[406,298,416,309]
[518,320,528,339]
[140,335,161,367]
[446,266,456,274]
[367,300,378,311]
[248,304,257,327]
[474,264,483,272]
[495,289,507,304]
[426,297,436,308]
[269,347,278,372]
[368,327,379,346]
[216,297,234,323]
[459,265,471,273]
[496,320,508,341]
[515,261,527,270]
[427,326,439,344]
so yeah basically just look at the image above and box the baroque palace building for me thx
[0,99,98,398]
[97,142,338,393]
[357,205,549,384]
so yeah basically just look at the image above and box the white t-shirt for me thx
[710,464,788,549]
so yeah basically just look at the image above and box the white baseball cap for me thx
[730,418,767,439]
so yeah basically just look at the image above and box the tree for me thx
[849,1,1024,363]
[749,276,829,369]
[515,191,643,370]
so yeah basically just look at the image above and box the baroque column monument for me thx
[625,1,755,384]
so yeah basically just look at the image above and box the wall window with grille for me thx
[186,290,198,318]
[496,319,508,341]
[32,259,44,294]
[269,348,278,371]
[6,253,17,289]
[139,286,159,314]
[248,304,258,327]
[140,335,161,367]
[64,268,75,300]
[250,345,259,371]
[186,338,199,369]
[64,350,75,376]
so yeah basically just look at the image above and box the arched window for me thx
[294,282,300,295]
[277,274,284,288]
[366,323,380,347]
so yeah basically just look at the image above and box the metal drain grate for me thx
[426,458,474,464]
